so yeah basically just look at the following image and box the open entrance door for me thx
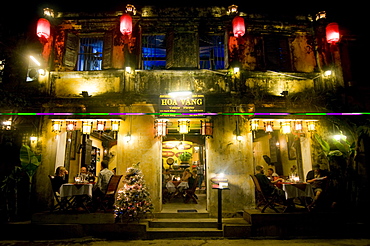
[161,135,207,212]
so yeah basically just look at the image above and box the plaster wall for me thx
[52,71,121,97]
[206,115,255,217]
[116,104,162,212]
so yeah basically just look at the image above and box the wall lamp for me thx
[66,121,77,131]
[306,121,317,132]
[280,121,291,134]
[200,120,213,137]
[96,120,106,131]
[124,133,131,142]
[264,121,274,133]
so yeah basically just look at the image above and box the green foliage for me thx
[178,152,192,161]
[19,145,41,180]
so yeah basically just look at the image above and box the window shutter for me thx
[103,32,113,69]
[63,32,79,69]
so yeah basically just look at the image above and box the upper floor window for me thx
[77,37,104,71]
[263,35,292,72]
[142,35,166,70]
[199,35,225,70]
[63,32,112,71]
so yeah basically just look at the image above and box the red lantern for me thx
[120,14,132,35]
[36,18,50,40]
[232,16,245,37]
[326,22,340,44]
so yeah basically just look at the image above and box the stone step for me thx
[146,227,223,239]
[153,212,210,219]
[149,218,218,228]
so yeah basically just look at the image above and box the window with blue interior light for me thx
[199,35,225,70]
[142,35,166,70]
[77,37,104,71]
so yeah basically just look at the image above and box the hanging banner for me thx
[159,94,205,116]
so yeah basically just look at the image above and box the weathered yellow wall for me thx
[116,104,162,212]
[53,71,122,97]
[207,114,255,217]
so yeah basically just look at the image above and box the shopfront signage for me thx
[159,94,205,116]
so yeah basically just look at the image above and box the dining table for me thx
[60,183,93,212]
[280,182,315,200]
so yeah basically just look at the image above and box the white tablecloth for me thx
[60,183,93,198]
[282,183,314,200]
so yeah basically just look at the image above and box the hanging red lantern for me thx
[232,16,245,37]
[326,22,340,44]
[120,14,132,35]
[36,18,50,40]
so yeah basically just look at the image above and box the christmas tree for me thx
[114,163,154,222]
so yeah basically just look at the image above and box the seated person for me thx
[266,168,283,183]
[255,165,289,208]
[306,164,329,209]
[163,169,176,193]
[79,166,89,182]
[177,169,192,192]
[52,166,69,193]
[93,161,114,197]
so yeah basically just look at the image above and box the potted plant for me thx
[178,152,192,166]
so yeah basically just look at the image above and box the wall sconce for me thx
[280,122,291,134]
[155,119,167,137]
[52,120,62,133]
[82,121,92,135]
[236,135,243,141]
[96,120,106,131]
[307,121,316,132]
[43,8,55,18]
[2,120,12,130]
[111,120,120,132]
[178,120,190,134]
[264,121,274,133]
[124,133,131,142]
[30,136,38,143]
[81,91,91,98]
[324,70,332,77]
[200,120,213,137]
[125,67,132,74]
[233,67,240,74]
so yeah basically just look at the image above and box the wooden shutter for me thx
[103,32,113,69]
[63,32,79,69]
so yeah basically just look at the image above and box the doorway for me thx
[161,135,207,212]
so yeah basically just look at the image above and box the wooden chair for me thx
[250,175,281,213]
[96,175,123,212]
[48,175,73,212]
[184,176,199,204]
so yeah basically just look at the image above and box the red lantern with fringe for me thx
[326,22,340,44]
[120,14,132,35]
[36,18,50,40]
[232,16,245,37]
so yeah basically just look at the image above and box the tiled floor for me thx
[162,192,207,213]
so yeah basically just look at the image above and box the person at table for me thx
[266,168,283,184]
[79,166,89,181]
[177,169,192,192]
[52,166,69,193]
[306,164,329,210]
[255,165,288,207]
[163,169,176,193]
[93,160,114,197]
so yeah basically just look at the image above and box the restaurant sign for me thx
[159,94,205,116]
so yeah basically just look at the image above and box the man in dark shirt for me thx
[306,164,329,210]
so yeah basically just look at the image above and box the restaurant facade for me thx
[1,4,358,218]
